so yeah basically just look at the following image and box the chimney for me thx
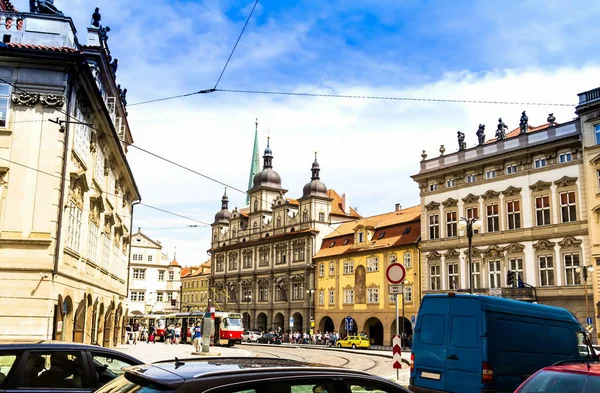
[87,26,101,46]
[342,193,351,213]
[395,203,402,212]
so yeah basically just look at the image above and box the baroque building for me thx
[180,260,211,312]
[209,138,359,333]
[313,205,421,346]
[126,230,181,317]
[0,3,140,345]
[412,113,590,327]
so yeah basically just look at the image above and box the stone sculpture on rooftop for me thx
[91,7,101,27]
[519,111,528,134]
[495,118,508,140]
[30,0,64,15]
[547,113,556,125]
[457,131,466,151]
[476,124,485,145]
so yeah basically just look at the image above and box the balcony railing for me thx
[579,87,600,105]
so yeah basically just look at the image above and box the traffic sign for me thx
[389,285,403,294]
[386,263,407,284]
[392,335,402,369]
[289,317,294,328]
[411,315,416,324]
[587,318,593,325]
[345,316,353,331]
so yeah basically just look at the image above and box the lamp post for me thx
[306,289,315,334]
[457,218,483,294]
[576,265,595,328]
[244,294,252,329]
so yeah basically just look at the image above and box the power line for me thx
[127,89,215,107]
[0,156,208,225]
[213,0,259,89]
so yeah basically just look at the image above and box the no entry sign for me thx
[386,263,406,284]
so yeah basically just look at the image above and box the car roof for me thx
[544,362,600,376]
[0,342,142,362]
[136,357,371,382]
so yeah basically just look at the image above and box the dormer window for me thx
[358,231,364,243]
[485,169,496,179]
[378,232,385,239]
[466,174,476,183]
[429,183,438,191]
[534,157,547,168]
[446,179,456,187]
[559,152,573,163]
[343,239,349,245]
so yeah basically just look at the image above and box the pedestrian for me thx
[148,324,155,343]
[175,324,181,344]
[132,319,140,345]
[192,321,202,352]
[125,323,132,344]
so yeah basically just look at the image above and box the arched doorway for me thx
[390,317,413,346]
[339,316,357,336]
[113,304,123,346]
[90,299,99,345]
[73,297,86,343]
[61,296,74,342]
[273,313,284,332]
[97,303,105,345]
[103,302,115,347]
[318,316,335,333]
[243,312,251,329]
[256,313,268,332]
[292,312,303,332]
[363,317,384,346]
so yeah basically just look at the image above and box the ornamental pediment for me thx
[530,180,552,192]
[486,245,503,259]
[481,190,500,200]
[533,239,555,251]
[554,176,578,188]
[463,247,483,258]
[462,193,479,204]
[558,236,582,249]
[504,243,525,254]
[425,201,440,211]
[443,249,460,259]
[442,198,458,208]
[502,186,522,197]
[427,251,442,261]
[257,277,270,284]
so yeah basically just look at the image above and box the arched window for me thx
[319,212,325,222]
[276,216,281,228]
[302,210,309,222]
[254,199,258,212]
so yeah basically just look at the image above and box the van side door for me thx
[445,297,482,393]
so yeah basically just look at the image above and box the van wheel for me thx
[352,344,357,349]
[247,338,251,343]
[337,343,342,348]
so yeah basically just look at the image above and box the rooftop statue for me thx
[99,25,111,45]
[120,88,128,107]
[519,111,528,134]
[476,124,485,145]
[30,0,64,16]
[91,7,101,28]
[457,131,466,151]
[110,58,118,75]
[495,118,508,140]
[547,113,556,125]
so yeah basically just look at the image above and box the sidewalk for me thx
[116,341,252,363]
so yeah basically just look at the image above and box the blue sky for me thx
[13,0,600,266]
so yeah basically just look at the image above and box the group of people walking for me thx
[124,320,183,344]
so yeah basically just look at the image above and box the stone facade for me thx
[209,141,358,333]
[180,261,211,312]
[412,117,590,327]
[0,7,140,345]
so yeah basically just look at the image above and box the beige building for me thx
[180,260,211,312]
[0,4,140,345]
[127,231,181,317]
[412,114,590,327]
[576,87,600,336]
[209,140,359,333]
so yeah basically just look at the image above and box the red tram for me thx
[164,311,243,346]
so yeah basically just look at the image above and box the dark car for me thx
[0,341,143,392]
[514,360,600,393]
[256,333,281,344]
[96,357,412,393]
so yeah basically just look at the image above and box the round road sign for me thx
[386,263,406,284]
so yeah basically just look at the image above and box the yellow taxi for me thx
[335,335,370,349]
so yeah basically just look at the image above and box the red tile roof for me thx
[327,189,361,218]
[485,122,554,144]
[0,0,17,11]
[180,267,191,278]
[169,258,181,267]
[5,43,80,53]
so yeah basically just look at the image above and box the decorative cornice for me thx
[462,193,479,204]
[427,250,441,261]
[558,236,583,249]
[486,245,503,259]
[257,277,269,284]
[481,190,500,200]
[533,239,556,251]
[442,198,458,208]
[554,176,578,188]
[530,180,552,192]
[504,243,525,254]
[502,186,522,197]
[463,247,483,258]
[443,249,460,260]
[425,201,440,211]
[40,94,65,108]
[11,92,39,106]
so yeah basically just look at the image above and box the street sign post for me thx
[393,334,402,379]
[411,315,416,327]
[387,263,407,362]
[386,263,407,284]
[345,316,353,332]
[289,317,294,328]
[587,317,593,325]
[389,285,403,294]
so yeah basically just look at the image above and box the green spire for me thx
[247,118,260,204]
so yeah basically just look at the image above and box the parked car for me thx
[241,329,262,343]
[0,341,143,392]
[514,360,600,392]
[96,357,412,393]
[336,335,370,349]
[256,333,281,344]
[410,293,596,393]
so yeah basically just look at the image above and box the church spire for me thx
[246,118,260,204]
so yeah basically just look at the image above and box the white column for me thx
[440,255,447,290]
[460,252,467,289]
[524,242,536,286]
[554,242,562,286]
[551,185,559,225]
[439,205,446,239]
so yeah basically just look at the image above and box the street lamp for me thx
[244,294,252,329]
[306,289,315,334]
[576,265,595,328]
[457,218,483,294]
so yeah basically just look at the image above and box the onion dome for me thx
[253,137,282,189]
[213,189,231,224]
[302,152,328,198]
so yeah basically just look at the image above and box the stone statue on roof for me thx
[120,88,127,107]
[457,131,466,151]
[519,111,528,134]
[110,58,118,75]
[30,0,64,15]
[495,118,508,140]
[99,25,111,46]
[91,7,101,28]
[547,113,556,125]
[476,124,485,145]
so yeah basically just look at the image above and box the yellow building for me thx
[313,205,421,346]
[180,261,211,312]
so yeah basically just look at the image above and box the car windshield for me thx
[518,370,600,393]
